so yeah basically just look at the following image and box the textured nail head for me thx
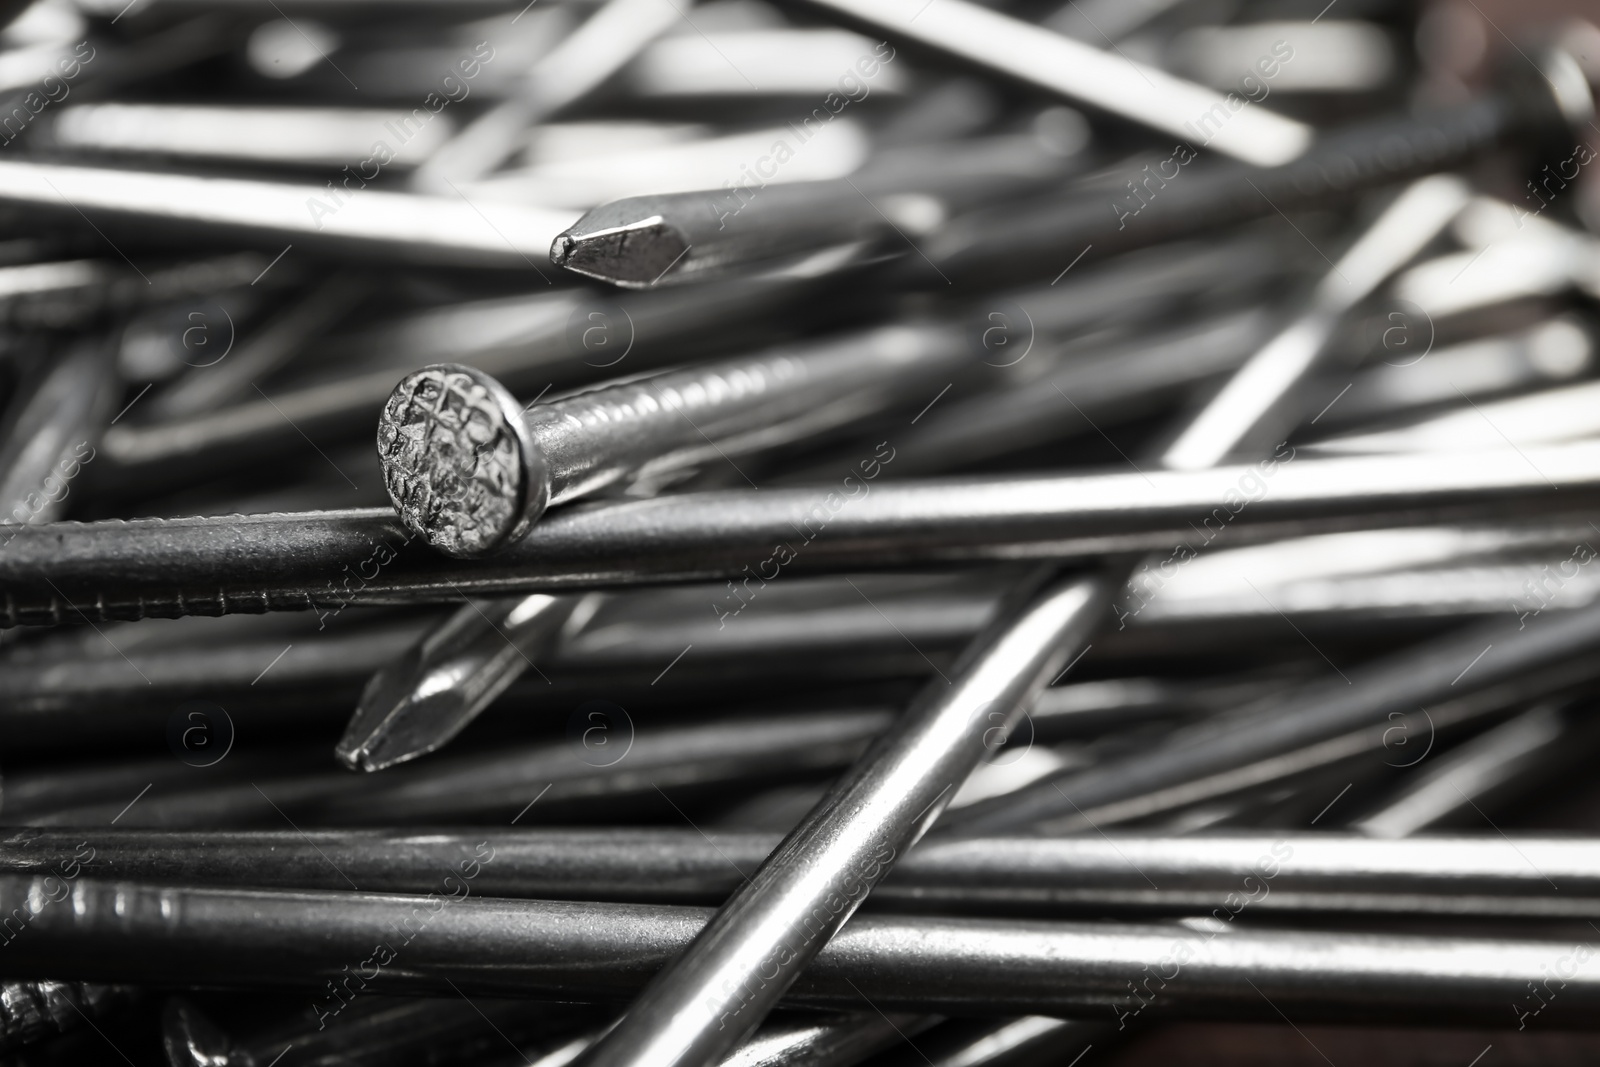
[378,363,548,558]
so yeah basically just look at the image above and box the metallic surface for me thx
[800,0,1313,165]
[1320,316,1593,427]
[161,994,587,1067]
[0,158,575,267]
[931,177,1564,891]
[551,182,887,288]
[3,6,1597,1066]
[5,708,889,827]
[947,598,1600,834]
[0,606,1299,747]
[919,96,1535,287]
[412,0,680,191]
[0,981,130,1053]
[379,323,975,556]
[1352,704,1590,838]
[716,1014,927,1067]
[548,136,1084,288]
[1161,175,1471,469]
[15,827,1600,918]
[12,444,1600,625]
[472,120,872,211]
[337,592,581,771]
[570,570,1112,1067]
[890,306,1275,477]
[380,364,541,560]
[0,342,115,526]
[148,273,368,418]
[347,247,1295,767]
[20,520,1598,724]
[1310,378,1600,455]
[98,276,817,489]
[868,1017,1111,1067]
[7,877,1600,1025]
[48,104,457,166]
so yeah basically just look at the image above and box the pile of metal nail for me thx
[7,0,1600,1063]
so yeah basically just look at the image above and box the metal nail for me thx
[8,875,1600,1024]
[376,321,976,557]
[921,49,1589,287]
[15,826,1600,919]
[947,596,1600,834]
[12,442,1600,625]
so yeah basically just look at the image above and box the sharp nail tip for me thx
[550,232,576,266]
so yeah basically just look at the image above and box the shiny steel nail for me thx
[1353,702,1597,838]
[411,0,680,191]
[9,877,1600,1024]
[9,708,888,827]
[889,305,1274,477]
[1160,174,1471,469]
[347,246,1290,769]
[337,592,583,771]
[946,597,1600,835]
[802,0,1312,165]
[1308,377,1600,455]
[161,993,593,1067]
[922,50,1589,287]
[0,981,133,1054]
[569,567,1115,1067]
[1322,315,1592,428]
[471,119,872,210]
[376,323,978,557]
[0,340,117,526]
[48,104,458,167]
[548,132,1087,288]
[869,1017,1110,1067]
[563,171,1497,1062]
[21,826,1600,918]
[148,273,368,419]
[11,442,1600,625]
[560,174,1506,1067]
[0,158,574,268]
[97,276,822,493]
[624,27,911,100]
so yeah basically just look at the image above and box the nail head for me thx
[378,363,548,558]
